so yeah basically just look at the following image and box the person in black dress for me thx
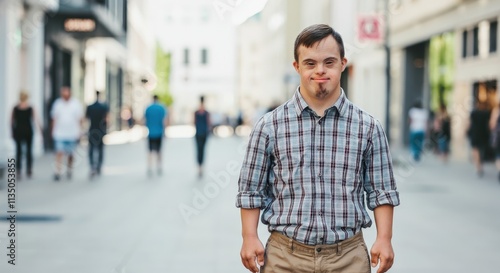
[11,91,39,179]
[468,101,491,177]
[194,96,211,177]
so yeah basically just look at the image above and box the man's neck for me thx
[300,86,341,117]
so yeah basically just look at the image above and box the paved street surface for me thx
[1,133,499,273]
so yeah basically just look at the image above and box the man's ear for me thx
[341,58,348,72]
[293,61,299,72]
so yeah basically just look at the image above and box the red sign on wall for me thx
[357,14,384,43]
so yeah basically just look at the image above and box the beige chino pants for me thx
[261,231,371,273]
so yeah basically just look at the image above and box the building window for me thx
[201,7,210,22]
[201,48,208,65]
[183,48,190,65]
[490,20,498,53]
[462,30,468,58]
[472,26,479,56]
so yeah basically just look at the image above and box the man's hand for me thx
[240,235,265,273]
[370,238,394,273]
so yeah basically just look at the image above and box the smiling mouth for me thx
[313,78,329,82]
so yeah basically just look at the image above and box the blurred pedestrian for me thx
[236,24,400,273]
[86,91,109,178]
[434,104,451,162]
[408,100,429,161]
[10,91,41,179]
[194,96,211,177]
[144,95,168,176]
[236,110,244,127]
[468,101,491,177]
[489,101,500,181]
[121,105,134,129]
[50,86,84,181]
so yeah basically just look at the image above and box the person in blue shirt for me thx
[144,95,168,176]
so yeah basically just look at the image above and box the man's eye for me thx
[306,62,315,66]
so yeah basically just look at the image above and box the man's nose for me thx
[315,63,325,74]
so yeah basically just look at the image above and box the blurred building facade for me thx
[237,0,333,124]
[125,0,156,125]
[388,0,500,159]
[236,0,386,126]
[237,0,500,160]
[0,0,61,157]
[0,0,156,158]
[46,0,128,141]
[157,0,238,125]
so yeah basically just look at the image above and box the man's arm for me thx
[240,208,264,273]
[363,120,400,273]
[32,108,44,137]
[236,117,271,273]
[371,205,395,273]
[489,107,498,131]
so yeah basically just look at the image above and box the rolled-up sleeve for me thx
[236,117,272,209]
[363,120,400,210]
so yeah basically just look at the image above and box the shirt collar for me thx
[292,86,348,117]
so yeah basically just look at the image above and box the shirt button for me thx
[316,248,322,253]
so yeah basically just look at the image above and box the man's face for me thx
[60,87,71,100]
[293,35,347,101]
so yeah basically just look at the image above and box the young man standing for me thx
[144,95,168,176]
[236,24,400,273]
[51,86,84,181]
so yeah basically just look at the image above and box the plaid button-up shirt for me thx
[236,88,400,245]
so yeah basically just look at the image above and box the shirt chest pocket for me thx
[272,138,311,178]
[329,138,364,184]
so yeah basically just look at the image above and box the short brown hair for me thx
[294,24,345,61]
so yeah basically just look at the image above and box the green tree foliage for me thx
[154,43,173,106]
[429,32,455,111]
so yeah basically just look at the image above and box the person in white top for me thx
[50,86,84,181]
[408,100,428,161]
